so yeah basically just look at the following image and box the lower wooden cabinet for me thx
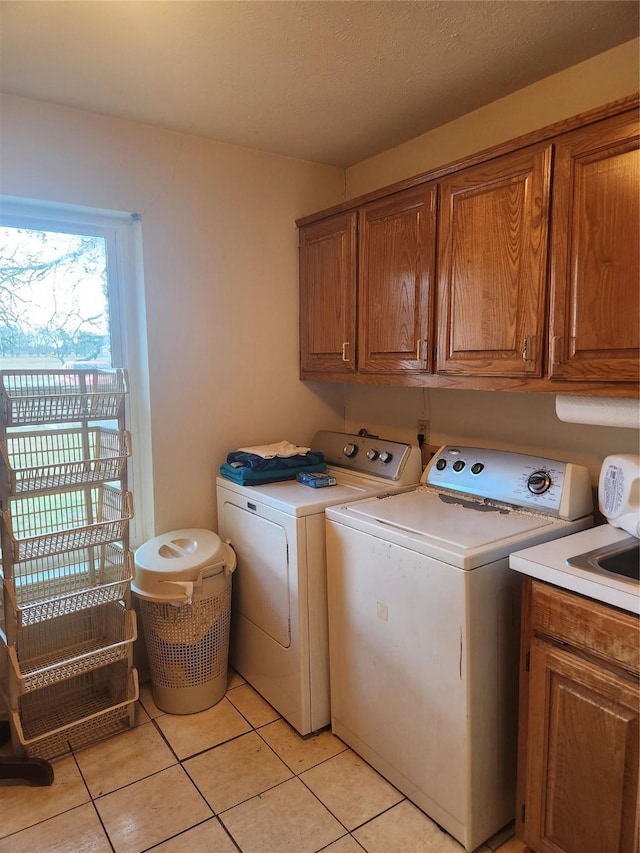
[517,578,640,853]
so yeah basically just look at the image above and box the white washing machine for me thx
[325,446,594,852]
[216,430,421,735]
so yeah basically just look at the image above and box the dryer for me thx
[216,430,421,735]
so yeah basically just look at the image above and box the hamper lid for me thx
[133,528,232,600]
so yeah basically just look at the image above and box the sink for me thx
[567,537,639,583]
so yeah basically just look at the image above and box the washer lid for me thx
[326,487,580,569]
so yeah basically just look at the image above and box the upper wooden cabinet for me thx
[549,111,640,382]
[299,185,436,376]
[299,211,357,375]
[436,146,552,377]
[358,186,437,373]
[297,96,639,394]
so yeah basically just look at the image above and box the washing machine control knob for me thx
[366,449,379,461]
[379,451,393,463]
[527,470,552,494]
[344,443,358,458]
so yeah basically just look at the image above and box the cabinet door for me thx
[299,212,357,374]
[358,185,436,373]
[549,112,640,381]
[437,146,552,377]
[524,638,639,853]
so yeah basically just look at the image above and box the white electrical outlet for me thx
[417,419,429,434]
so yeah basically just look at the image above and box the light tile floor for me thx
[0,671,527,853]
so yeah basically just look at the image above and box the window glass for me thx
[0,226,112,369]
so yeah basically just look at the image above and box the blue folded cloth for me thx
[219,460,327,485]
[226,450,325,472]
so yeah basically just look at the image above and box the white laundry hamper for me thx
[133,528,236,714]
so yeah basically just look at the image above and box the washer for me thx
[325,445,594,852]
[216,430,421,735]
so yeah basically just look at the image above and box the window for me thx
[0,226,112,369]
[0,196,152,545]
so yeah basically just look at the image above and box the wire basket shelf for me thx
[8,603,136,693]
[3,485,132,561]
[2,545,133,628]
[0,369,128,426]
[11,663,138,759]
[1,427,131,495]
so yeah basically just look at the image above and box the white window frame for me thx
[0,195,153,546]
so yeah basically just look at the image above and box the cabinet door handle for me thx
[551,336,562,365]
[522,336,534,362]
[342,342,350,362]
[416,339,427,361]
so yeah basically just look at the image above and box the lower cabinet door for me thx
[524,638,639,853]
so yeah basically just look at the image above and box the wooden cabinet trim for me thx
[296,366,639,396]
[530,579,640,674]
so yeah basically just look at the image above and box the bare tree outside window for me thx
[0,227,112,369]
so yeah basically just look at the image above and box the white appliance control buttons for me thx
[379,451,393,463]
[366,449,379,461]
[344,443,358,458]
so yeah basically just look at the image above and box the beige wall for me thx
[343,39,640,486]
[344,386,638,485]
[347,38,640,196]
[0,94,346,539]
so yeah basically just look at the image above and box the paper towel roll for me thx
[555,395,640,429]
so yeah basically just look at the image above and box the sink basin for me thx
[567,537,639,582]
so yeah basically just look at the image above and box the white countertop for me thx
[509,523,639,615]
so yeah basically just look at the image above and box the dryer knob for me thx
[379,451,393,464]
[366,449,379,461]
[344,443,358,458]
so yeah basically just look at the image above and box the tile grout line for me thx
[0,677,519,853]
[140,684,410,853]
[69,747,117,853]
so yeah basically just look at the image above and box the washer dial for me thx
[527,470,552,494]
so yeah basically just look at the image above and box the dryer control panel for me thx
[313,430,421,484]
[423,446,593,520]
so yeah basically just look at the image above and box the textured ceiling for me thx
[1,1,638,167]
